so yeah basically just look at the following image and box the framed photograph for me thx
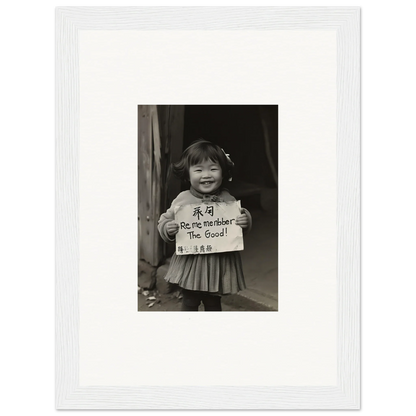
[56,7,360,409]
[137,104,279,312]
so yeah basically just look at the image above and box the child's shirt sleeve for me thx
[158,204,176,243]
[158,193,187,243]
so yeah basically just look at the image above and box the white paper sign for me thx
[174,201,244,255]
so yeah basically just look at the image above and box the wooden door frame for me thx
[138,105,184,267]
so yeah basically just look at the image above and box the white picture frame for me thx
[51,2,365,414]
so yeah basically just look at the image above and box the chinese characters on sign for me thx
[174,201,244,255]
[192,204,214,221]
[176,244,213,254]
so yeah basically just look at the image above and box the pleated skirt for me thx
[165,252,246,295]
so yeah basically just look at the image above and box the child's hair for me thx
[172,139,234,183]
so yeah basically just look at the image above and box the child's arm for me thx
[158,195,185,243]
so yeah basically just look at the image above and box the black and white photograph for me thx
[138,105,278,311]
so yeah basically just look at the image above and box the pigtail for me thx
[171,158,188,182]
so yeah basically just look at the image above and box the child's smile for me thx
[189,159,223,194]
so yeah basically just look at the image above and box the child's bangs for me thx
[188,145,220,167]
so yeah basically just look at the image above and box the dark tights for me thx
[181,289,222,311]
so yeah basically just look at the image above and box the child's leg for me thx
[181,289,201,311]
[201,293,222,311]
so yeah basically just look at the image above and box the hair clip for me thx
[221,148,234,181]
[221,148,234,166]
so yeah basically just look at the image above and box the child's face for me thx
[189,159,223,194]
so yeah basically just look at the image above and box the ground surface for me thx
[138,286,275,312]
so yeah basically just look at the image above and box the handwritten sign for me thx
[174,201,244,255]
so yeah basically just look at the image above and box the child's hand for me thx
[236,212,249,229]
[166,221,179,236]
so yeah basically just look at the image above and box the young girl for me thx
[158,139,252,311]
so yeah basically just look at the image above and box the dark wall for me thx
[183,105,278,188]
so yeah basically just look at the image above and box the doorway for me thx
[181,105,279,309]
